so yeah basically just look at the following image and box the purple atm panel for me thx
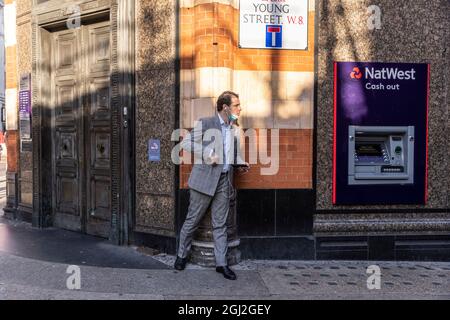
[333,62,430,205]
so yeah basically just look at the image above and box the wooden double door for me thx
[51,20,112,238]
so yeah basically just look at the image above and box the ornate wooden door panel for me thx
[52,29,83,232]
[84,21,112,238]
[51,21,111,237]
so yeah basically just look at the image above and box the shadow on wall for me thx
[316,0,376,209]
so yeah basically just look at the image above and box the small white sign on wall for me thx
[239,0,309,50]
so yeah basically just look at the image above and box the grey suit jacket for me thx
[181,114,245,196]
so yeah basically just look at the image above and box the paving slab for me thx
[0,218,168,270]
[0,252,271,297]
[258,261,450,297]
[0,215,449,300]
[0,283,163,300]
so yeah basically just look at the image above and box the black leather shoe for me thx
[216,266,237,280]
[174,256,187,270]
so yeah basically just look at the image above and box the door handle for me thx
[97,143,105,154]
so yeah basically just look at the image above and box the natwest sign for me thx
[364,67,416,80]
[350,66,417,81]
[239,0,309,50]
[347,63,420,91]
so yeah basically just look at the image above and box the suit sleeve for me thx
[181,118,212,163]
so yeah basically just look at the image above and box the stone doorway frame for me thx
[31,0,135,245]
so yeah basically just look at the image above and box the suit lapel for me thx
[213,113,222,131]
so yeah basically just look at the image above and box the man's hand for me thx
[207,154,220,166]
[237,162,250,174]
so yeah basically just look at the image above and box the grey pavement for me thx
[0,218,168,269]
[0,159,449,300]
[0,241,449,300]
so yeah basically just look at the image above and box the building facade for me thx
[0,0,5,138]
[3,0,449,261]
[3,0,19,214]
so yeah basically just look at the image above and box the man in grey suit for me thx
[174,91,249,280]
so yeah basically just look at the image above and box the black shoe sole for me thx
[216,269,237,280]
[174,257,187,270]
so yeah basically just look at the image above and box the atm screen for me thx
[355,143,386,164]
[355,144,383,157]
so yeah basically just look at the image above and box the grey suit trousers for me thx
[177,172,230,266]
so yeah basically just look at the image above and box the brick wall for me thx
[180,3,314,71]
[5,131,17,171]
[4,0,19,175]
[179,0,314,190]
[179,128,313,189]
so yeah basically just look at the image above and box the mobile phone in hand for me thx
[232,163,249,168]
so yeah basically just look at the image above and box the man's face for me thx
[229,96,241,117]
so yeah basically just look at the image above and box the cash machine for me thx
[348,126,414,185]
[333,62,429,205]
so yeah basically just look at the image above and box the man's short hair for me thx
[216,91,239,112]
